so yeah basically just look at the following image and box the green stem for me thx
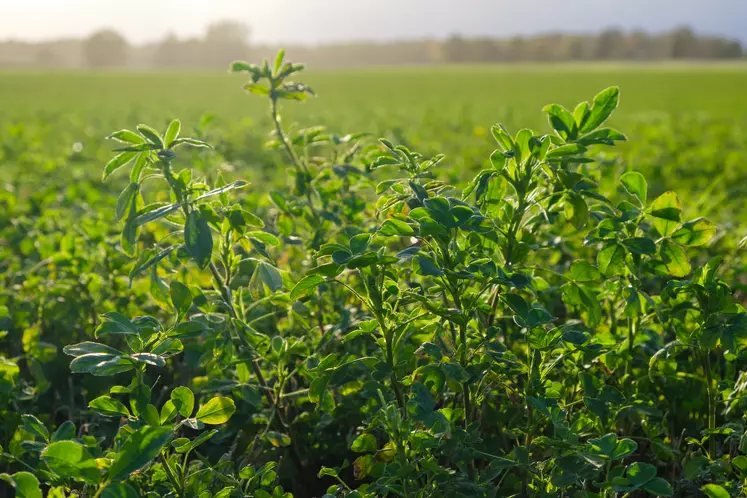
[91,482,109,498]
[385,327,408,418]
[702,350,716,458]
[160,453,184,497]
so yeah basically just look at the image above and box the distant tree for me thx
[201,21,250,68]
[595,28,625,60]
[83,29,128,68]
[35,47,58,68]
[670,26,698,58]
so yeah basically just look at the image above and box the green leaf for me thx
[671,218,716,247]
[264,431,291,447]
[128,245,179,281]
[564,193,588,229]
[164,119,181,148]
[103,152,137,180]
[581,86,619,133]
[229,61,252,73]
[643,478,673,497]
[546,143,587,159]
[649,191,682,236]
[620,171,647,205]
[170,281,192,321]
[136,124,163,148]
[576,128,626,146]
[108,426,172,481]
[350,433,377,453]
[184,210,213,270]
[566,260,601,282]
[659,239,691,277]
[116,183,139,222]
[52,421,76,442]
[701,484,731,498]
[274,49,286,75]
[247,231,280,246]
[2,472,42,498]
[413,254,443,277]
[121,216,138,256]
[101,483,139,498]
[41,441,99,483]
[21,414,49,442]
[170,386,195,418]
[626,462,657,487]
[95,312,138,338]
[623,237,656,255]
[89,395,130,417]
[543,103,577,140]
[610,438,638,460]
[573,101,590,128]
[69,354,134,376]
[257,262,283,292]
[108,129,146,145]
[380,219,415,236]
[195,181,249,202]
[597,242,626,276]
[732,455,747,475]
[290,275,324,300]
[63,342,121,357]
[195,396,236,425]
[502,294,529,320]
[170,137,212,149]
[349,233,371,254]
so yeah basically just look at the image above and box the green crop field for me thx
[2,60,747,497]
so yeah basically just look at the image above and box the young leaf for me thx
[543,103,577,140]
[164,119,181,148]
[580,86,619,133]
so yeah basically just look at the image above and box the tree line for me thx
[0,23,743,70]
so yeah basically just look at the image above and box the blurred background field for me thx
[2,63,747,224]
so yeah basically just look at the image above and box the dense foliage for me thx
[1,52,747,497]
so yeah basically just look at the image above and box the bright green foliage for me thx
[1,52,747,498]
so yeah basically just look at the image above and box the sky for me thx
[2,0,746,45]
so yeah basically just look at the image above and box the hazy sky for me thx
[2,0,746,44]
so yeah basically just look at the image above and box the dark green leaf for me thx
[184,210,213,269]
